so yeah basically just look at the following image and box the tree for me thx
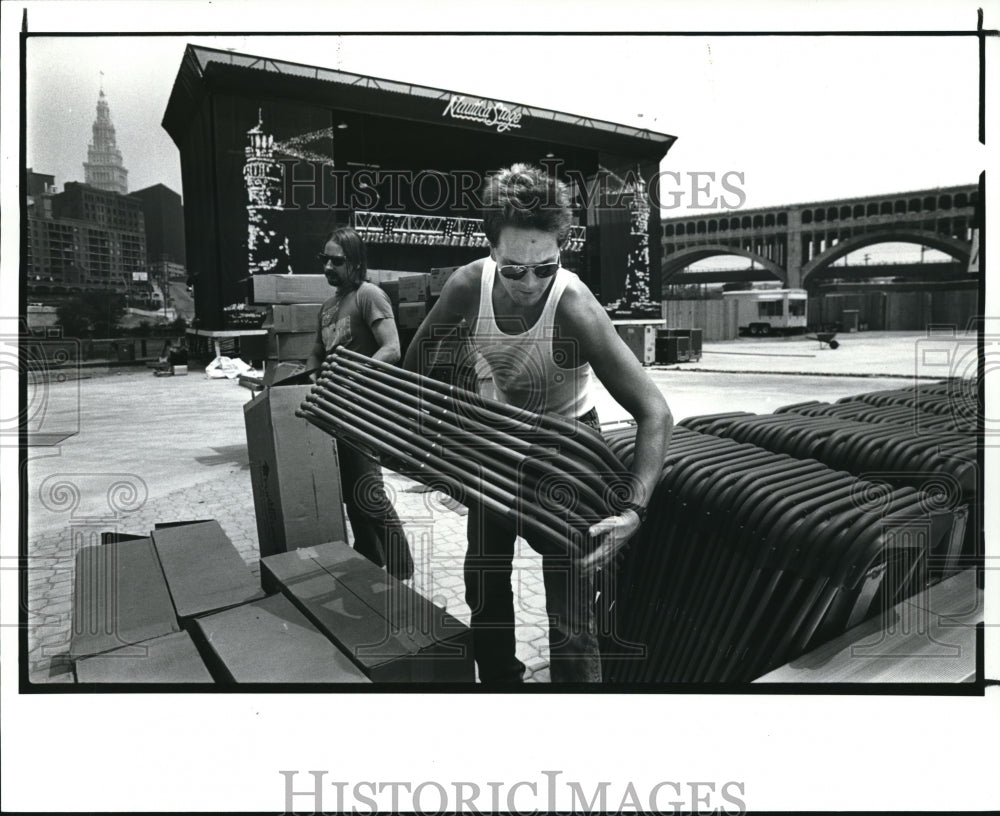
[56,291,127,338]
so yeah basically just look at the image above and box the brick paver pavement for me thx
[23,367,551,684]
[22,349,916,685]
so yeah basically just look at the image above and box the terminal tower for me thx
[83,89,128,194]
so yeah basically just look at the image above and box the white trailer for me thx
[723,288,808,336]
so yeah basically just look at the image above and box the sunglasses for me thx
[496,253,561,281]
[316,253,348,267]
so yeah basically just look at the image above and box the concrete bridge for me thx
[661,184,978,289]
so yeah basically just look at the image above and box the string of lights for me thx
[350,210,586,251]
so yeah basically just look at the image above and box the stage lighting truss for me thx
[351,210,586,251]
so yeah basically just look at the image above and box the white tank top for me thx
[471,258,594,418]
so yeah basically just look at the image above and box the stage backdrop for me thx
[163,45,675,329]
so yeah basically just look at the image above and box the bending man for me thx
[403,164,672,682]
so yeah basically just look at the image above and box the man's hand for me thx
[578,508,643,576]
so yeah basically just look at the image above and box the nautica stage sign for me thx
[442,95,524,133]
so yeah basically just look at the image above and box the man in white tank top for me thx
[403,163,673,683]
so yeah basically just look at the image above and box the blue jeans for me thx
[463,408,604,683]
[338,443,414,580]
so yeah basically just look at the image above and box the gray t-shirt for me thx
[317,282,394,356]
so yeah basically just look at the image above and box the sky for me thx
[26,33,983,207]
[25,31,986,267]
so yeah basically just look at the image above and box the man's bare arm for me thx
[560,282,673,572]
[370,317,401,364]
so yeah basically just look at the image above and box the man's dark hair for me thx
[481,163,574,247]
[324,226,368,288]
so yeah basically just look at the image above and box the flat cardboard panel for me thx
[99,531,148,546]
[262,542,473,682]
[252,274,332,304]
[151,520,266,619]
[243,383,347,557]
[262,548,416,681]
[154,519,216,529]
[270,303,322,333]
[74,630,214,683]
[70,539,180,660]
[192,594,370,683]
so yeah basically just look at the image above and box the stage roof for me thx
[164,44,676,160]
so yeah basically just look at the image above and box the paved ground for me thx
[22,330,946,684]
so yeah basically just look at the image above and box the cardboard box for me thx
[397,302,427,330]
[70,538,180,660]
[251,274,333,305]
[74,630,214,683]
[268,303,323,333]
[243,381,347,558]
[150,520,266,620]
[191,593,370,683]
[261,541,474,682]
[429,266,459,296]
[266,330,318,361]
[397,273,429,304]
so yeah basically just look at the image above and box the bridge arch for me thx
[662,244,787,284]
[800,229,972,287]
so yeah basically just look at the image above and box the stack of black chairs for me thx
[680,411,974,577]
[775,400,960,433]
[301,356,974,684]
[297,346,634,559]
[692,378,980,575]
[600,424,944,682]
[827,380,979,432]
[776,378,977,433]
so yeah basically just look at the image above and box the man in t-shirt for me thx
[305,226,414,580]
[403,164,673,682]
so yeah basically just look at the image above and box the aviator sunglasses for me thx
[496,252,561,281]
[316,253,349,267]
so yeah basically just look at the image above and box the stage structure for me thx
[163,45,676,329]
